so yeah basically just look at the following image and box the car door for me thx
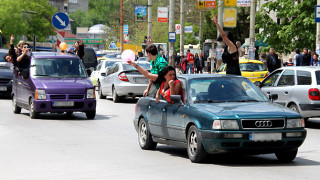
[101,65,114,95]
[260,69,283,98]
[272,69,295,106]
[108,64,119,94]
[164,78,187,141]
[147,99,167,138]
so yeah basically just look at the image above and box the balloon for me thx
[59,42,68,51]
[121,49,136,63]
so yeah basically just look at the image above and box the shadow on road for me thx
[305,119,320,129]
[19,112,116,121]
[155,145,320,166]
[105,97,138,104]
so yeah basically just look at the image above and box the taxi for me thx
[218,59,269,83]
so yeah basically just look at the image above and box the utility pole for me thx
[180,0,184,56]
[169,0,175,66]
[217,0,224,37]
[148,0,152,39]
[249,0,256,60]
[317,0,320,55]
[120,0,124,53]
[199,11,202,53]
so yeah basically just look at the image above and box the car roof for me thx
[177,74,244,80]
[280,66,320,71]
[31,52,80,59]
[239,59,264,64]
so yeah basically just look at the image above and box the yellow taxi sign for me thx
[197,0,216,10]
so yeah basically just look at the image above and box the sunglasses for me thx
[23,46,28,49]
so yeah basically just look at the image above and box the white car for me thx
[90,58,121,87]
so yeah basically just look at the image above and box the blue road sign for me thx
[316,6,320,23]
[52,12,70,29]
[99,44,104,50]
[168,32,176,42]
[108,41,117,50]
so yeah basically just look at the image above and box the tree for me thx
[256,0,316,54]
[0,0,57,42]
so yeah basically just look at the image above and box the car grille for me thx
[50,94,85,100]
[52,102,84,109]
[0,78,11,84]
[241,119,285,129]
[69,95,84,99]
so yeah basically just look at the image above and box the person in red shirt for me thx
[186,49,194,74]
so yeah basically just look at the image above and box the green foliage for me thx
[256,0,316,54]
[0,0,56,42]
[200,11,217,49]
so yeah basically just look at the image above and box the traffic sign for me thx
[52,12,69,29]
[99,44,104,50]
[124,25,128,34]
[108,41,117,49]
[316,6,320,23]
[146,36,152,43]
[168,32,176,42]
[175,24,181,34]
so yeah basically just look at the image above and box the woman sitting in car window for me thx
[154,66,183,103]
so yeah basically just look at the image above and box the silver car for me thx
[91,58,120,87]
[98,62,151,102]
[259,66,320,121]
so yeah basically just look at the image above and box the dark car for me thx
[0,65,13,97]
[12,52,96,119]
[83,48,98,70]
[134,74,306,163]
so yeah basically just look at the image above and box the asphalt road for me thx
[0,96,320,180]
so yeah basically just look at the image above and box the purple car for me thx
[12,52,96,119]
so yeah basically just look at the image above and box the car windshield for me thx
[105,61,118,68]
[189,77,268,103]
[123,63,151,71]
[30,58,87,78]
[240,63,267,72]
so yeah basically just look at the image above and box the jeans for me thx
[187,63,193,74]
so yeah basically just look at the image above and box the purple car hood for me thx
[33,78,92,94]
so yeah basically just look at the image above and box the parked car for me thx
[137,57,147,62]
[12,52,96,119]
[134,74,306,163]
[257,66,320,121]
[98,62,150,102]
[218,59,269,83]
[0,65,13,97]
[90,58,121,87]
[83,48,98,71]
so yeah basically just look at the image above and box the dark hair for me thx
[3,53,11,61]
[154,66,176,85]
[187,49,190,52]
[146,44,158,56]
[217,31,236,46]
[295,48,300,54]
[314,53,319,58]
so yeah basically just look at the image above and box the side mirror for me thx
[170,95,182,104]
[86,69,92,77]
[254,81,261,87]
[269,94,278,102]
[21,69,29,79]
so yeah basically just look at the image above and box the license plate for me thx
[52,101,74,107]
[0,86,7,91]
[249,133,282,141]
[134,77,148,84]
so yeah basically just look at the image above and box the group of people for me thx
[174,50,205,74]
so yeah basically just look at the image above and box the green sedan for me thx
[133,74,306,163]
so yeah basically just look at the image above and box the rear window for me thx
[105,61,117,68]
[240,63,267,72]
[315,71,320,85]
[123,63,151,71]
[297,70,312,85]
[0,52,6,62]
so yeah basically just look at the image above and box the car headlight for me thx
[87,89,95,99]
[35,89,46,100]
[287,118,304,128]
[213,120,239,129]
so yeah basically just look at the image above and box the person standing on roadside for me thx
[294,48,304,66]
[266,48,281,73]
[302,48,311,66]
[127,44,168,97]
[186,49,194,74]
[212,14,241,75]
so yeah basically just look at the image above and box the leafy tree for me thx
[256,0,316,54]
[0,0,56,42]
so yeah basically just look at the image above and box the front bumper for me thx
[200,129,307,154]
[0,84,12,97]
[34,99,96,113]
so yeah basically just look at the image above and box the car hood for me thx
[33,78,93,94]
[191,102,300,119]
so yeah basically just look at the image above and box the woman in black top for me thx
[212,14,241,76]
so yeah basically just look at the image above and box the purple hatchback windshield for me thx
[30,58,87,78]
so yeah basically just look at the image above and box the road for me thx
[0,96,320,179]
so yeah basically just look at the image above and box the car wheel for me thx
[29,98,39,119]
[112,86,121,103]
[138,118,157,150]
[275,149,298,162]
[187,125,208,163]
[86,110,96,119]
[289,104,300,113]
[98,82,106,99]
[12,95,21,114]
